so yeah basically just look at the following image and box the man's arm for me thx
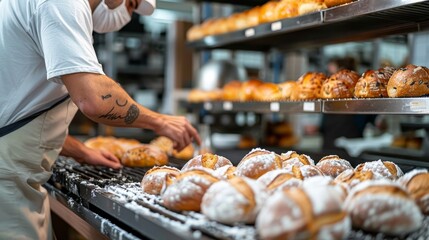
[61,72,200,151]
[60,135,122,169]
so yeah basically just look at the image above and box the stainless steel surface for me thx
[196,100,322,113]
[187,0,429,51]
[196,60,247,91]
[322,98,429,114]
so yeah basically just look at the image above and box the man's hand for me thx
[154,115,201,151]
[61,135,122,169]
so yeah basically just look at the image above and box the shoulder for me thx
[36,0,91,20]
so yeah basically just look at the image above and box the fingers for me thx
[99,150,123,169]
[156,115,201,151]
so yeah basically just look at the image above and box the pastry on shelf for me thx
[275,0,299,20]
[354,159,403,180]
[344,180,423,236]
[321,69,360,99]
[252,82,284,101]
[222,80,242,101]
[297,0,327,15]
[186,24,204,41]
[295,72,327,100]
[259,1,280,24]
[236,148,282,179]
[324,0,356,8]
[141,166,180,195]
[397,169,429,215]
[316,155,353,178]
[278,81,298,100]
[187,88,223,103]
[257,169,302,194]
[181,152,232,172]
[121,144,169,167]
[238,79,263,101]
[354,66,396,98]
[387,64,429,97]
[281,150,314,171]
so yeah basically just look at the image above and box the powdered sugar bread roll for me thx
[302,175,348,201]
[344,179,423,235]
[181,153,232,172]
[257,169,302,194]
[235,148,282,179]
[141,166,180,195]
[355,160,403,180]
[397,169,429,214]
[201,177,268,224]
[256,183,350,240]
[281,151,314,171]
[213,165,236,180]
[316,155,353,178]
[161,168,219,212]
[334,168,375,190]
[291,165,324,180]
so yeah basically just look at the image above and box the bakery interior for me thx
[48,0,429,239]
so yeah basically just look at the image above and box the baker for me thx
[0,0,201,239]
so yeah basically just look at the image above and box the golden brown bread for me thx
[259,1,279,24]
[172,144,194,160]
[281,150,314,170]
[257,169,302,194]
[397,169,429,214]
[278,81,298,99]
[238,79,263,101]
[246,6,261,28]
[275,0,299,20]
[297,0,327,15]
[236,148,282,179]
[181,153,232,171]
[201,177,267,224]
[291,165,324,180]
[252,82,284,101]
[354,67,396,98]
[84,136,126,160]
[187,89,223,102]
[141,166,180,195]
[387,64,429,97]
[316,155,353,178]
[161,168,219,212]
[214,165,236,180]
[344,180,423,235]
[334,169,374,189]
[222,80,242,101]
[324,0,355,7]
[149,136,174,155]
[354,160,403,180]
[256,183,350,240]
[186,24,204,41]
[321,69,360,99]
[121,144,168,167]
[296,72,327,100]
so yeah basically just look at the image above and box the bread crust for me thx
[387,64,429,97]
[354,67,395,98]
[321,69,360,99]
[121,144,168,167]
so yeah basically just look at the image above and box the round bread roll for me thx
[397,169,429,214]
[334,168,375,190]
[188,89,222,103]
[172,144,194,160]
[321,69,360,99]
[316,155,353,178]
[186,24,204,41]
[302,175,348,201]
[387,64,429,98]
[256,183,350,240]
[298,0,327,15]
[214,165,236,180]
[161,168,219,212]
[275,0,299,20]
[238,79,263,101]
[115,138,142,151]
[355,159,403,180]
[222,80,242,101]
[201,177,268,224]
[257,169,302,194]
[259,1,279,24]
[281,151,314,171]
[344,180,423,235]
[324,0,355,8]
[252,82,284,101]
[84,136,125,160]
[141,166,180,195]
[150,136,174,155]
[246,6,261,28]
[354,67,396,98]
[291,165,324,180]
[278,81,298,100]
[296,72,327,100]
[121,144,168,167]
[181,153,232,172]
[236,148,282,179]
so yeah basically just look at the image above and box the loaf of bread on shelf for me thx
[296,72,327,100]
[84,136,126,160]
[316,155,353,178]
[324,0,355,8]
[259,1,279,24]
[344,180,423,235]
[397,169,429,215]
[187,89,223,103]
[236,148,282,179]
[256,183,351,240]
[181,153,232,171]
[297,0,327,15]
[238,79,263,101]
[121,144,168,167]
[186,24,204,41]
[387,64,429,97]
[252,82,284,101]
[246,6,262,28]
[115,138,142,151]
[354,159,403,180]
[161,168,219,212]
[275,0,299,20]
[321,69,360,99]
[141,166,180,195]
[278,81,298,99]
[150,136,174,155]
[201,177,268,224]
[222,80,242,101]
[172,144,194,161]
[257,169,302,194]
[354,66,396,98]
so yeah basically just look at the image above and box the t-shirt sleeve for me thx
[35,0,104,83]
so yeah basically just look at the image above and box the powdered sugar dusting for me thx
[397,168,428,186]
[236,151,278,178]
[257,169,291,187]
[361,160,393,180]
[303,183,344,216]
[317,215,351,240]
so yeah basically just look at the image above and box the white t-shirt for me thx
[0,0,104,126]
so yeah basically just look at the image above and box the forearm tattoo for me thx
[99,94,139,125]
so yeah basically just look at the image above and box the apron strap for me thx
[0,95,70,138]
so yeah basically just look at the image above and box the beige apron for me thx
[0,99,78,240]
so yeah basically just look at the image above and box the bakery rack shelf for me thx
[187,0,268,7]
[187,97,429,114]
[187,0,429,51]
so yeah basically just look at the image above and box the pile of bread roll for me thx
[187,0,356,41]
[188,64,429,103]
[140,148,428,239]
[83,136,195,168]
